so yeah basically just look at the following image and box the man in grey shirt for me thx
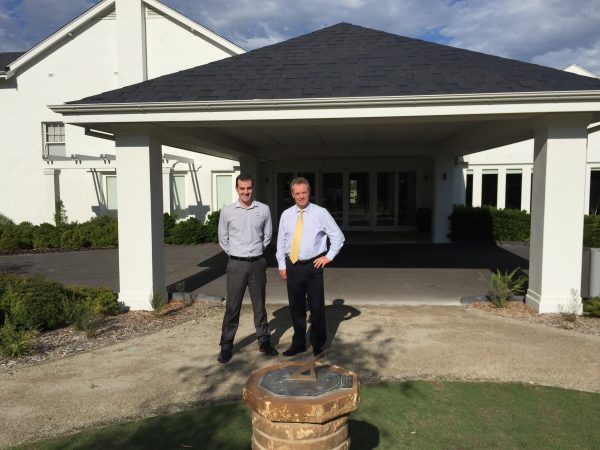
[217,174,278,363]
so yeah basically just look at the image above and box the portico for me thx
[50,23,600,313]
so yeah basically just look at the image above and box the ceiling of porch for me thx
[156,113,540,161]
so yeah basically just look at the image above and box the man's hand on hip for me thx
[313,256,331,268]
[279,269,287,280]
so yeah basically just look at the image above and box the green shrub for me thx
[0,319,35,357]
[54,200,69,229]
[449,205,531,242]
[449,205,494,240]
[150,289,166,315]
[163,213,177,240]
[489,208,530,242]
[0,212,14,226]
[167,217,205,245]
[61,295,100,337]
[60,216,118,249]
[484,267,527,308]
[202,210,220,243]
[67,285,120,315]
[15,222,35,249]
[583,297,600,317]
[584,215,600,248]
[32,223,62,249]
[3,274,67,330]
[0,225,22,252]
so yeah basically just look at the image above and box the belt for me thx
[229,255,263,262]
[287,252,326,265]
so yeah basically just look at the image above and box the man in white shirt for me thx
[276,177,345,356]
[217,174,278,363]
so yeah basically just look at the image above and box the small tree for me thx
[485,268,527,308]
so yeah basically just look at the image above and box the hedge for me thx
[449,205,600,246]
[0,210,220,253]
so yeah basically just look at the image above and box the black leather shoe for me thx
[313,347,324,357]
[282,345,307,357]
[259,341,279,356]
[217,348,232,363]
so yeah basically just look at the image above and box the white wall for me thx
[461,127,600,214]
[0,4,239,225]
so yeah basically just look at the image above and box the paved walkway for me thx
[1,304,599,448]
[0,241,545,305]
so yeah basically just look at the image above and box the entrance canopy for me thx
[51,23,600,313]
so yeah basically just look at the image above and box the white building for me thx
[0,0,244,226]
[2,5,600,315]
[461,66,600,214]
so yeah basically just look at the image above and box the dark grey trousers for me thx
[219,257,270,350]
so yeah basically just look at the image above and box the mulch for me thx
[0,300,224,373]
[468,300,600,337]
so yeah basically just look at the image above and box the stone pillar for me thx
[162,166,172,214]
[115,133,165,310]
[432,154,458,243]
[42,168,61,223]
[116,0,147,86]
[526,117,589,313]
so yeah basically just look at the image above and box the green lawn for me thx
[12,381,600,450]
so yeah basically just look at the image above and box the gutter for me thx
[50,90,600,115]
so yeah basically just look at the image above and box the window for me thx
[481,171,498,207]
[505,170,522,210]
[105,175,117,217]
[215,174,233,210]
[590,170,600,215]
[465,172,473,207]
[42,122,65,157]
[171,174,187,216]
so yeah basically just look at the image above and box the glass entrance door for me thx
[398,171,417,226]
[348,172,370,227]
[322,173,343,225]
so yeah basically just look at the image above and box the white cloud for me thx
[1,0,598,75]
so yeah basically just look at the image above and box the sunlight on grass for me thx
[13,381,600,450]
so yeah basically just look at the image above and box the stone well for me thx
[243,361,360,449]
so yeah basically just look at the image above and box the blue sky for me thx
[1,0,599,74]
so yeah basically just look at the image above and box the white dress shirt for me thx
[276,203,344,270]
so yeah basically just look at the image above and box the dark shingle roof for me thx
[72,23,600,104]
[0,52,25,70]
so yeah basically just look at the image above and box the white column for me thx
[239,156,261,197]
[162,167,172,214]
[472,167,482,207]
[453,165,467,206]
[42,168,61,223]
[115,133,165,310]
[521,166,532,213]
[432,154,457,243]
[116,0,147,86]
[497,167,506,209]
[526,119,589,313]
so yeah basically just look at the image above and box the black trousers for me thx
[285,257,326,351]
[220,257,269,350]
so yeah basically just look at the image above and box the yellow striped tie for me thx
[289,209,304,263]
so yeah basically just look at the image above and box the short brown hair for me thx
[236,174,253,187]
[290,176,311,193]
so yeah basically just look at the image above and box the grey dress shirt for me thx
[218,200,272,257]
